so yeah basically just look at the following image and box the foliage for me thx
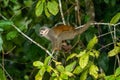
[0,0,120,80]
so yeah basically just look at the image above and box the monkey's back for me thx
[52,24,75,36]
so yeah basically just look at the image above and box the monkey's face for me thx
[39,27,49,37]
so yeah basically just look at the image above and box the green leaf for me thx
[77,50,86,58]
[117,42,120,46]
[108,46,120,57]
[0,28,4,32]
[53,60,62,65]
[66,53,77,61]
[104,0,109,4]
[115,67,120,77]
[89,50,100,58]
[24,0,33,7]
[73,66,83,74]
[87,36,98,50]
[92,50,100,58]
[56,65,64,72]
[65,61,76,72]
[6,31,18,40]
[0,20,13,26]
[51,73,57,77]
[35,70,42,80]
[89,64,99,79]
[110,12,120,24]
[116,76,120,80]
[46,66,52,72]
[79,54,89,69]
[45,7,51,18]
[39,67,46,76]
[3,0,9,7]
[35,1,44,16]
[105,75,115,80]
[80,70,88,80]
[47,1,59,15]
[44,56,51,66]
[0,68,6,80]
[110,0,116,6]
[64,71,74,77]
[60,72,68,80]
[33,61,43,68]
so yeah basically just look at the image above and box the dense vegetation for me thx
[0,0,120,80]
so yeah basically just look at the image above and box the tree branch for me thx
[0,13,54,58]
[58,0,66,25]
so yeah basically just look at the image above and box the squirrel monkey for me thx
[39,0,95,51]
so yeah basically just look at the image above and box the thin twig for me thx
[108,24,115,45]
[58,0,66,25]
[5,46,16,54]
[98,31,114,38]
[0,64,13,80]
[98,42,114,51]
[91,22,120,26]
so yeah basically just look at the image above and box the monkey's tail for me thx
[75,0,95,35]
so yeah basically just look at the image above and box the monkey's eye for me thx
[40,30,44,35]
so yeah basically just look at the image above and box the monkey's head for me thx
[39,27,50,37]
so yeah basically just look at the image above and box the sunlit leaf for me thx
[56,65,64,72]
[64,71,74,77]
[47,1,59,15]
[115,67,120,77]
[52,68,59,77]
[80,70,88,80]
[44,56,51,66]
[117,42,120,46]
[60,72,68,80]
[108,46,120,57]
[79,54,89,69]
[51,73,57,77]
[39,67,46,76]
[0,68,6,80]
[87,36,98,50]
[66,53,77,61]
[6,31,18,40]
[77,50,86,58]
[35,1,44,16]
[110,12,120,24]
[53,60,62,65]
[65,61,76,72]
[89,64,99,79]
[89,51,95,57]
[33,61,43,68]
[46,66,52,72]
[92,49,100,58]
[73,66,83,74]
[116,76,120,80]
[35,70,42,80]
[45,7,51,18]
[105,75,115,80]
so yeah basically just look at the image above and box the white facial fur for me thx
[40,28,49,36]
